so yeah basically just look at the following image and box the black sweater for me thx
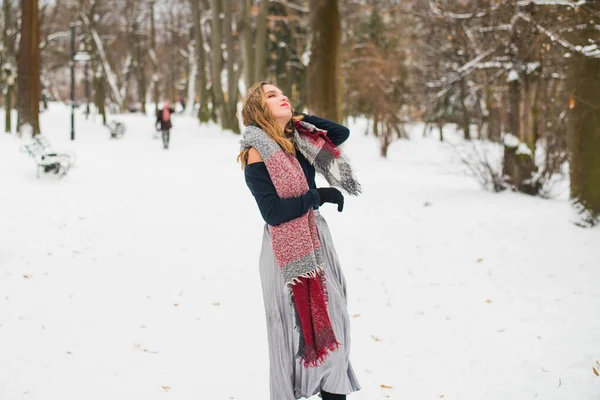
[244,115,350,226]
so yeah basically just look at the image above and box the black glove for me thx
[316,187,344,212]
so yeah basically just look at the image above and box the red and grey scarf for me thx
[240,120,361,367]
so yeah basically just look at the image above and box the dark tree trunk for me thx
[240,0,254,88]
[210,0,226,125]
[192,0,210,122]
[459,78,471,140]
[254,0,267,82]
[307,0,341,122]
[508,73,521,139]
[569,53,600,222]
[222,0,239,133]
[17,0,41,135]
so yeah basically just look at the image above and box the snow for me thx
[517,0,587,5]
[0,104,599,400]
[503,133,521,148]
[526,61,541,74]
[516,142,533,156]
[507,69,520,82]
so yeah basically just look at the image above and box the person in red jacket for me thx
[156,102,175,149]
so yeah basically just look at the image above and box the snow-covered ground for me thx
[0,103,599,400]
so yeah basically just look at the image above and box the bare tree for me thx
[209,0,225,125]
[239,0,254,88]
[307,0,341,122]
[17,0,42,134]
[568,24,600,225]
[254,0,267,82]
[192,0,209,121]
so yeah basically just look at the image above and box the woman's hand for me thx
[316,187,344,212]
[292,111,305,121]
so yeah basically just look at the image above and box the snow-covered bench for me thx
[107,121,125,139]
[19,136,75,178]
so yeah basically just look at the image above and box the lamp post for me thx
[70,22,75,141]
[4,67,13,134]
[84,57,90,119]
[70,22,91,140]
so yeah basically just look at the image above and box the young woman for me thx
[238,82,362,400]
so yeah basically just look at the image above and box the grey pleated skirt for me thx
[259,210,361,400]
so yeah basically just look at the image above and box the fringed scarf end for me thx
[300,341,341,368]
[285,265,326,287]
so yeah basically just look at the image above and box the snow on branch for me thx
[269,0,309,13]
[40,30,72,50]
[516,12,600,58]
[517,0,587,6]
[429,1,500,20]
[427,47,497,96]
[81,13,124,106]
[475,24,512,33]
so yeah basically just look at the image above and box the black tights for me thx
[321,390,346,400]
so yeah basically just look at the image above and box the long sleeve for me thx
[301,114,350,146]
[245,162,320,226]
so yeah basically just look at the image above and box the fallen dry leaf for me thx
[381,384,393,389]
[593,366,599,376]
[135,343,158,354]
[440,395,445,398]
[476,258,483,263]
[23,274,30,279]
[371,335,382,342]
[173,303,179,307]
[161,385,171,392]
[352,314,361,318]
[485,299,492,303]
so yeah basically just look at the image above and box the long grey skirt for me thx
[259,210,361,400]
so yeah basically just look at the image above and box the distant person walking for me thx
[238,81,362,400]
[156,102,174,149]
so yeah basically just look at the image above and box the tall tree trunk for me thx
[135,27,147,114]
[459,78,471,140]
[192,0,209,122]
[185,40,197,117]
[210,0,226,126]
[150,0,159,113]
[94,68,107,125]
[508,71,521,139]
[222,0,239,133]
[5,70,13,133]
[239,0,254,89]
[307,0,341,122]
[569,53,600,223]
[254,0,267,82]
[17,0,41,134]
[520,73,539,152]
[2,0,12,104]
[82,14,125,107]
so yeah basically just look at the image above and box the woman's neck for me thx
[277,120,287,134]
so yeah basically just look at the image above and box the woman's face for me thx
[263,84,292,122]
